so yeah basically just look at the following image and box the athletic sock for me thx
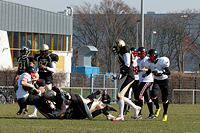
[163,102,169,114]
[147,102,154,115]
[134,101,139,106]
[92,109,102,118]
[124,97,137,110]
[152,98,159,109]
[138,100,143,114]
[33,105,37,114]
[118,100,124,116]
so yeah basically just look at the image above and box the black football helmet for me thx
[137,47,147,59]
[148,49,158,62]
[130,47,138,57]
[130,47,137,52]
[20,46,30,58]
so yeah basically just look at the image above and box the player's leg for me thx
[151,80,161,117]
[161,79,169,121]
[143,82,155,119]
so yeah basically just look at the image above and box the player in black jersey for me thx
[111,39,141,121]
[43,87,117,119]
[13,46,34,86]
[13,46,34,115]
[34,44,59,90]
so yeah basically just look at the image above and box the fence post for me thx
[179,76,181,104]
[172,89,174,104]
[90,74,94,93]
[103,75,105,88]
[195,77,197,104]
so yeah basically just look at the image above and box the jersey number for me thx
[39,60,48,66]
[19,61,26,70]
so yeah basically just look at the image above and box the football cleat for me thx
[162,114,167,121]
[17,109,23,115]
[132,106,141,119]
[145,114,156,119]
[105,105,117,112]
[106,114,116,120]
[131,114,142,119]
[28,113,37,117]
[111,115,124,121]
[155,107,161,117]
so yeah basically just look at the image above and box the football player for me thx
[111,39,141,121]
[123,47,140,115]
[34,44,59,90]
[13,46,34,115]
[147,49,170,121]
[16,66,45,115]
[44,87,117,119]
[136,47,155,119]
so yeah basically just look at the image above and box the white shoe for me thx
[133,106,141,119]
[28,113,37,117]
[106,114,115,120]
[111,115,124,121]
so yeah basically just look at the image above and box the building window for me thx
[46,34,51,50]
[53,35,57,50]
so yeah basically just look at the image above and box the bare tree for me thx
[73,0,139,73]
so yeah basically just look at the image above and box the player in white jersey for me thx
[111,39,141,121]
[148,49,170,121]
[16,66,43,115]
[135,47,155,119]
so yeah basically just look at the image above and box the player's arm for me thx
[20,78,39,94]
[39,62,56,73]
[163,67,170,75]
[55,102,66,118]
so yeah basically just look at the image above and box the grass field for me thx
[0,103,200,133]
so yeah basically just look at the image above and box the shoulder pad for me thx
[119,46,130,55]
[50,53,59,62]
[34,53,41,61]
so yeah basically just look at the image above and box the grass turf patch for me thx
[0,104,200,132]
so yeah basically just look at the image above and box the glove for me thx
[112,73,122,80]
[47,113,56,118]
[112,75,117,80]
[152,69,163,76]
[116,73,122,79]
[142,73,148,78]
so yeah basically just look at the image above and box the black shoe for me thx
[105,104,117,112]
[133,114,142,119]
[17,109,23,115]
[145,114,156,119]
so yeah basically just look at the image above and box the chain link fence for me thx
[1,70,200,104]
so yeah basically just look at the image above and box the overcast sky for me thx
[5,0,200,14]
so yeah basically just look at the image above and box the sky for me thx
[4,0,200,14]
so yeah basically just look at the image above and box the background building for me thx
[0,0,73,87]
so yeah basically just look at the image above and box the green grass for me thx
[0,104,200,133]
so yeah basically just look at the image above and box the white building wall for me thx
[53,52,72,87]
[0,30,13,70]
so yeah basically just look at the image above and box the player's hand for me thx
[39,65,47,69]
[116,73,122,79]
[142,73,148,78]
[152,69,163,76]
